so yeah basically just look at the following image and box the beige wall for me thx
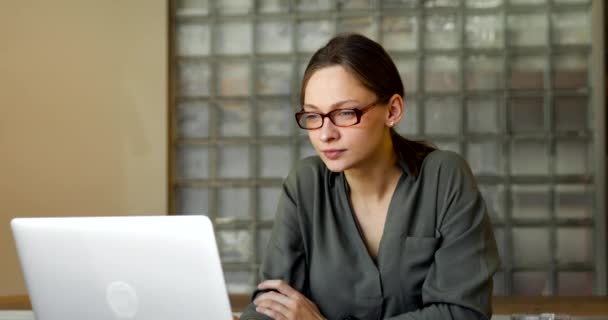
[0,1,167,295]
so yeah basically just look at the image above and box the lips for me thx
[321,149,345,160]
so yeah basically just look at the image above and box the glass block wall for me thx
[169,0,606,296]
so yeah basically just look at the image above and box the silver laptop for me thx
[11,215,233,320]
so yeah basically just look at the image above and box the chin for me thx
[320,157,354,173]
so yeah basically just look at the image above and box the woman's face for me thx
[303,65,390,172]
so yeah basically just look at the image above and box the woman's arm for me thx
[387,152,501,320]
[240,170,308,320]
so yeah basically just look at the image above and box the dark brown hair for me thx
[300,33,435,177]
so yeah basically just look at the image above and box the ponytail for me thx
[390,129,435,177]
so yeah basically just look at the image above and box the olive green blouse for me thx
[240,150,501,320]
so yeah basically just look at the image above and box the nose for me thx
[318,117,340,143]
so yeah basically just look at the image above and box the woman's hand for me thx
[253,280,326,320]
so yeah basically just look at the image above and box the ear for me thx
[385,94,404,128]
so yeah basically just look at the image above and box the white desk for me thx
[1,311,607,320]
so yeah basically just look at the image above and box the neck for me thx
[344,137,402,202]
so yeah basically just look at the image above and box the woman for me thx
[240,33,500,320]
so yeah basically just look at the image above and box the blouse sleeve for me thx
[240,171,307,320]
[386,151,501,320]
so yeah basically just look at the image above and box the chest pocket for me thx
[399,236,440,301]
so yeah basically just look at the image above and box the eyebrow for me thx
[302,99,360,111]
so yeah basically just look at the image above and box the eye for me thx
[336,109,356,117]
[304,113,321,120]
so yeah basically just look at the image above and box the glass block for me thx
[259,187,281,220]
[217,0,253,15]
[424,97,461,135]
[465,0,502,8]
[509,97,544,133]
[381,0,417,7]
[177,187,209,215]
[176,23,211,56]
[507,13,547,46]
[512,228,550,266]
[510,0,545,4]
[260,145,292,178]
[513,272,550,296]
[424,56,459,92]
[218,101,251,136]
[467,141,502,175]
[555,185,593,219]
[556,140,592,175]
[257,21,293,54]
[479,184,505,222]
[258,0,289,13]
[493,271,506,296]
[225,270,253,294]
[218,62,250,96]
[298,59,310,83]
[511,185,550,219]
[337,0,373,9]
[177,102,210,138]
[466,98,500,134]
[257,228,273,263]
[177,145,209,179]
[466,14,504,48]
[424,0,458,7]
[555,97,588,132]
[552,11,591,45]
[395,99,418,135]
[176,0,209,16]
[394,58,418,93]
[425,14,460,49]
[219,145,250,178]
[509,55,546,90]
[338,17,376,40]
[466,55,503,90]
[553,53,588,89]
[493,227,506,261]
[257,62,292,95]
[296,0,332,11]
[557,227,592,265]
[218,187,251,219]
[177,61,211,97]
[382,16,418,51]
[258,99,292,136]
[435,140,460,154]
[217,22,252,55]
[558,272,593,296]
[297,20,333,52]
[217,230,251,262]
[299,141,317,159]
[510,140,549,175]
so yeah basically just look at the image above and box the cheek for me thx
[349,127,386,153]
[307,130,316,141]
[351,125,382,141]
[307,131,321,149]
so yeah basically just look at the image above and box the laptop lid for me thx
[11,215,233,320]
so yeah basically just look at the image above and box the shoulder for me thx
[288,156,329,179]
[283,156,332,192]
[290,155,327,175]
[419,149,477,190]
[420,149,472,176]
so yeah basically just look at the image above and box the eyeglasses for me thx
[294,100,379,130]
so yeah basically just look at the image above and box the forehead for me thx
[304,65,372,107]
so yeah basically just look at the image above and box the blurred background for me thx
[169,0,607,297]
[0,0,606,304]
